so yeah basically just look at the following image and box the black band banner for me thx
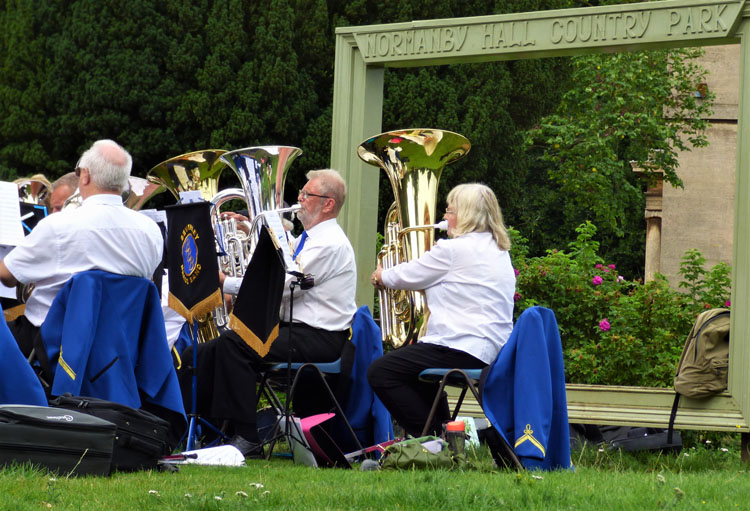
[165,201,222,323]
[229,226,285,357]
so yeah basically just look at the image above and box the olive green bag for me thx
[380,436,453,470]
[668,308,730,444]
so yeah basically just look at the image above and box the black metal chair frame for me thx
[257,359,364,460]
[418,367,522,469]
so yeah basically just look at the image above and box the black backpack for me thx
[668,308,730,443]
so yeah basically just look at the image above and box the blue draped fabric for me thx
[344,305,394,447]
[0,305,47,406]
[40,270,185,420]
[482,306,573,471]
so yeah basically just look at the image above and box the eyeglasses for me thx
[299,189,331,200]
[74,167,85,177]
[445,208,456,215]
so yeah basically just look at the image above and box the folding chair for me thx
[418,367,523,469]
[258,358,364,460]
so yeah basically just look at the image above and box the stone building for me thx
[653,44,737,287]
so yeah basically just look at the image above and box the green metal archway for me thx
[330,0,750,458]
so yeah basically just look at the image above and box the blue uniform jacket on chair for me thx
[343,305,394,447]
[0,306,47,406]
[40,270,186,420]
[482,306,573,471]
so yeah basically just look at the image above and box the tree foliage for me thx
[525,49,713,237]
[0,0,716,276]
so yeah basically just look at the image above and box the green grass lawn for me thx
[1,443,747,510]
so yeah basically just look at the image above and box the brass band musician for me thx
[178,168,357,458]
[0,139,163,357]
[49,172,79,214]
[368,183,516,437]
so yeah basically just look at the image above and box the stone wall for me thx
[659,44,738,287]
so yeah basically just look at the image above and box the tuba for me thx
[147,149,228,202]
[211,146,302,327]
[214,146,302,254]
[357,129,470,347]
[147,150,229,342]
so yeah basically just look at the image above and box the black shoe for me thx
[228,435,264,459]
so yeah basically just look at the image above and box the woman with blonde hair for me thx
[368,183,516,437]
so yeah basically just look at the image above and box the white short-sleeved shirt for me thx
[3,194,164,326]
[381,231,516,364]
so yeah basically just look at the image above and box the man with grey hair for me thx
[0,139,163,356]
[180,168,357,457]
[49,172,79,214]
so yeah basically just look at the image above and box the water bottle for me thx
[445,420,466,459]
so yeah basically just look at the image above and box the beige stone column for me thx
[632,163,664,282]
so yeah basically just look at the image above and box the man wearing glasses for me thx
[181,168,357,458]
[0,139,163,357]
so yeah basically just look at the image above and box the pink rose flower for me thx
[595,264,603,269]
[725,300,731,307]
[513,268,520,276]
[608,264,616,269]
[592,276,603,286]
[599,318,611,331]
[513,292,521,302]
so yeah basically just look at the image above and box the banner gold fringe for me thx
[228,313,279,358]
[168,288,223,323]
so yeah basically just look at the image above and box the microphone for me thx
[288,271,315,290]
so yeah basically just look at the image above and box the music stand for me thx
[183,319,229,451]
[262,271,315,460]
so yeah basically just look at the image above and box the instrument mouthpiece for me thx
[435,220,448,231]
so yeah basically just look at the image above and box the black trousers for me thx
[367,342,486,438]
[6,315,40,359]
[178,322,348,442]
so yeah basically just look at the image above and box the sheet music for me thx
[0,181,24,247]
[264,212,299,272]
[139,209,168,236]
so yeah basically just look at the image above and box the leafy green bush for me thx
[510,222,731,387]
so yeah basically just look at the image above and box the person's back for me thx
[0,139,163,354]
[12,195,162,326]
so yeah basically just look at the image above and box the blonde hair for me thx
[447,183,510,250]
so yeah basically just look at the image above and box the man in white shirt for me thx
[0,139,164,357]
[180,169,357,457]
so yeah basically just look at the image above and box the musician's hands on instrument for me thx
[220,211,251,234]
[371,264,385,289]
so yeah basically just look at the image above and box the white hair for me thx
[77,139,131,192]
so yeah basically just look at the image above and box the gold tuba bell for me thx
[357,129,470,348]
[147,150,229,342]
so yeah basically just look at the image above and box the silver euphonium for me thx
[13,175,52,304]
[213,146,302,271]
[211,146,302,327]
[16,175,52,208]
[358,129,470,348]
